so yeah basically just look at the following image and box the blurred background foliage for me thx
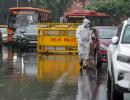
[0,0,73,24]
[86,0,130,23]
[35,0,72,21]
[0,0,129,24]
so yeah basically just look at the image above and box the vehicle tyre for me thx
[107,73,111,100]
[95,52,102,68]
[107,73,111,88]
[110,79,123,100]
[19,44,25,51]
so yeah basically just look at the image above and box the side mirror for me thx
[20,29,25,33]
[112,36,118,44]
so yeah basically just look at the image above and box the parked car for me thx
[0,30,2,46]
[13,25,38,49]
[0,31,2,53]
[90,26,118,67]
[0,28,8,44]
[107,18,130,100]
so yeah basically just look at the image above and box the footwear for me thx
[79,59,83,66]
[83,66,87,69]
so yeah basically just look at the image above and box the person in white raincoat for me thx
[76,19,92,68]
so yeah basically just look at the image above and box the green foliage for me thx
[85,0,130,22]
[35,0,72,21]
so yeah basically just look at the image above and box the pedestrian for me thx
[76,19,92,69]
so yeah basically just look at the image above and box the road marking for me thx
[46,73,68,100]
[96,85,107,100]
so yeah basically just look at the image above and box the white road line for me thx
[96,85,107,100]
[46,73,68,100]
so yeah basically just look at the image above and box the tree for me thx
[0,0,72,23]
[85,0,130,24]
[35,0,73,21]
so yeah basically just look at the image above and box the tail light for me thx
[7,33,14,43]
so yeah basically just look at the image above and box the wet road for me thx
[0,46,130,100]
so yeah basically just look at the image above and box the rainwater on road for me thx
[0,46,130,100]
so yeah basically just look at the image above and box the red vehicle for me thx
[0,30,2,45]
[65,10,110,26]
[90,26,118,67]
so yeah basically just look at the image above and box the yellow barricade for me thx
[37,24,79,53]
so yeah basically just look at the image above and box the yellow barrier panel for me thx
[41,36,77,46]
[37,23,79,53]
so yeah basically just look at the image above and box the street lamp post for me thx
[17,0,19,7]
[82,0,85,9]
[28,0,31,7]
[109,0,111,6]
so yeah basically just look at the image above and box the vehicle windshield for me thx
[15,28,22,34]
[0,28,7,34]
[15,14,38,28]
[99,28,117,39]
[26,26,37,33]
[122,25,130,44]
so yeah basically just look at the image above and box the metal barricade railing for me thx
[37,26,78,53]
[38,23,80,28]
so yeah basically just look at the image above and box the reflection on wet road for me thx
[0,46,130,100]
[37,54,80,100]
[1,46,80,100]
[76,69,96,100]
